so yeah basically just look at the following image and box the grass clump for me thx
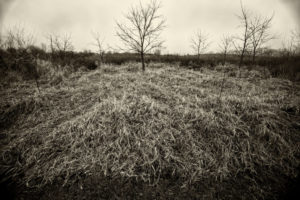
[0,63,299,199]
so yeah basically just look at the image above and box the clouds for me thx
[1,0,299,53]
[0,0,15,28]
[281,0,300,24]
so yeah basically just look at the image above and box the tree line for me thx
[0,0,299,73]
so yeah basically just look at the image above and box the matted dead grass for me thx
[1,63,299,199]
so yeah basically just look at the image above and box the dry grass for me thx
[0,63,299,199]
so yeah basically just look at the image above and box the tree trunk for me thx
[35,78,41,93]
[239,48,245,78]
[223,53,227,66]
[141,52,145,71]
[252,48,256,63]
[239,48,245,67]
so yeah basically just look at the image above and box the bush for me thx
[73,56,98,70]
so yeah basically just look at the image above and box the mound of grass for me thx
[1,64,299,199]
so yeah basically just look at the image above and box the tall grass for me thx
[0,63,299,199]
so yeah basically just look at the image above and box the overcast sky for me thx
[0,0,299,54]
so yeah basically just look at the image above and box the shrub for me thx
[73,56,98,70]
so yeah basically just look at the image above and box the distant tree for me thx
[3,25,35,49]
[282,32,297,58]
[249,13,274,62]
[191,30,210,60]
[46,33,73,64]
[53,33,73,52]
[219,35,233,65]
[116,0,166,71]
[1,26,40,91]
[233,1,252,76]
[91,31,105,63]
[46,34,54,55]
[292,28,300,55]
[46,33,73,53]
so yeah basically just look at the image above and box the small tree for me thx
[4,25,35,49]
[233,1,252,76]
[91,31,105,63]
[249,13,274,62]
[292,28,300,55]
[46,33,73,65]
[52,33,73,52]
[191,30,210,61]
[116,0,166,71]
[219,35,233,65]
[1,26,40,92]
[282,32,297,58]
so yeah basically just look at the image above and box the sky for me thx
[0,0,299,54]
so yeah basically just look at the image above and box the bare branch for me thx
[249,13,274,61]
[116,0,166,70]
[46,33,73,53]
[219,35,233,64]
[235,1,253,70]
[91,31,106,63]
[282,29,300,57]
[191,30,210,60]
[3,25,35,49]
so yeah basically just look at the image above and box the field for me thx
[0,62,300,199]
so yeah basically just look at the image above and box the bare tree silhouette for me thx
[53,33,73,52]
[46,33,73,53]
[249,13,274,62]
[116,0,166,71]
[4,25,35,49]
[91,31,105,63]
[219,35,233,65]
[292,28,300,55]
[233,1,252,76]
[282,31,298,58]
[46,33,73,65]
[191,30,210,61]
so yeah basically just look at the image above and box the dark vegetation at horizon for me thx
[1,46,300,81]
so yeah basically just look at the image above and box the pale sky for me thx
[0,0,299,54]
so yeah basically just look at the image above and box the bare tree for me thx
[219,35,233,65]
[46,34,54,54]
[218,35,233,102]
[191,30,210,60]
[233,1,252,75]
[292,28,300,55]
[5,29,15,49]
[46,33,73,53]
[3,25,35,49]
[53,33,73,52]
[91,31,105,63]
[249,13,274,62]
[1,26,40,92]
[282,32,297,58]
[46,33,73,65]
[116,0,166,71]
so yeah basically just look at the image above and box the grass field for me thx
[0,62,300,199]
